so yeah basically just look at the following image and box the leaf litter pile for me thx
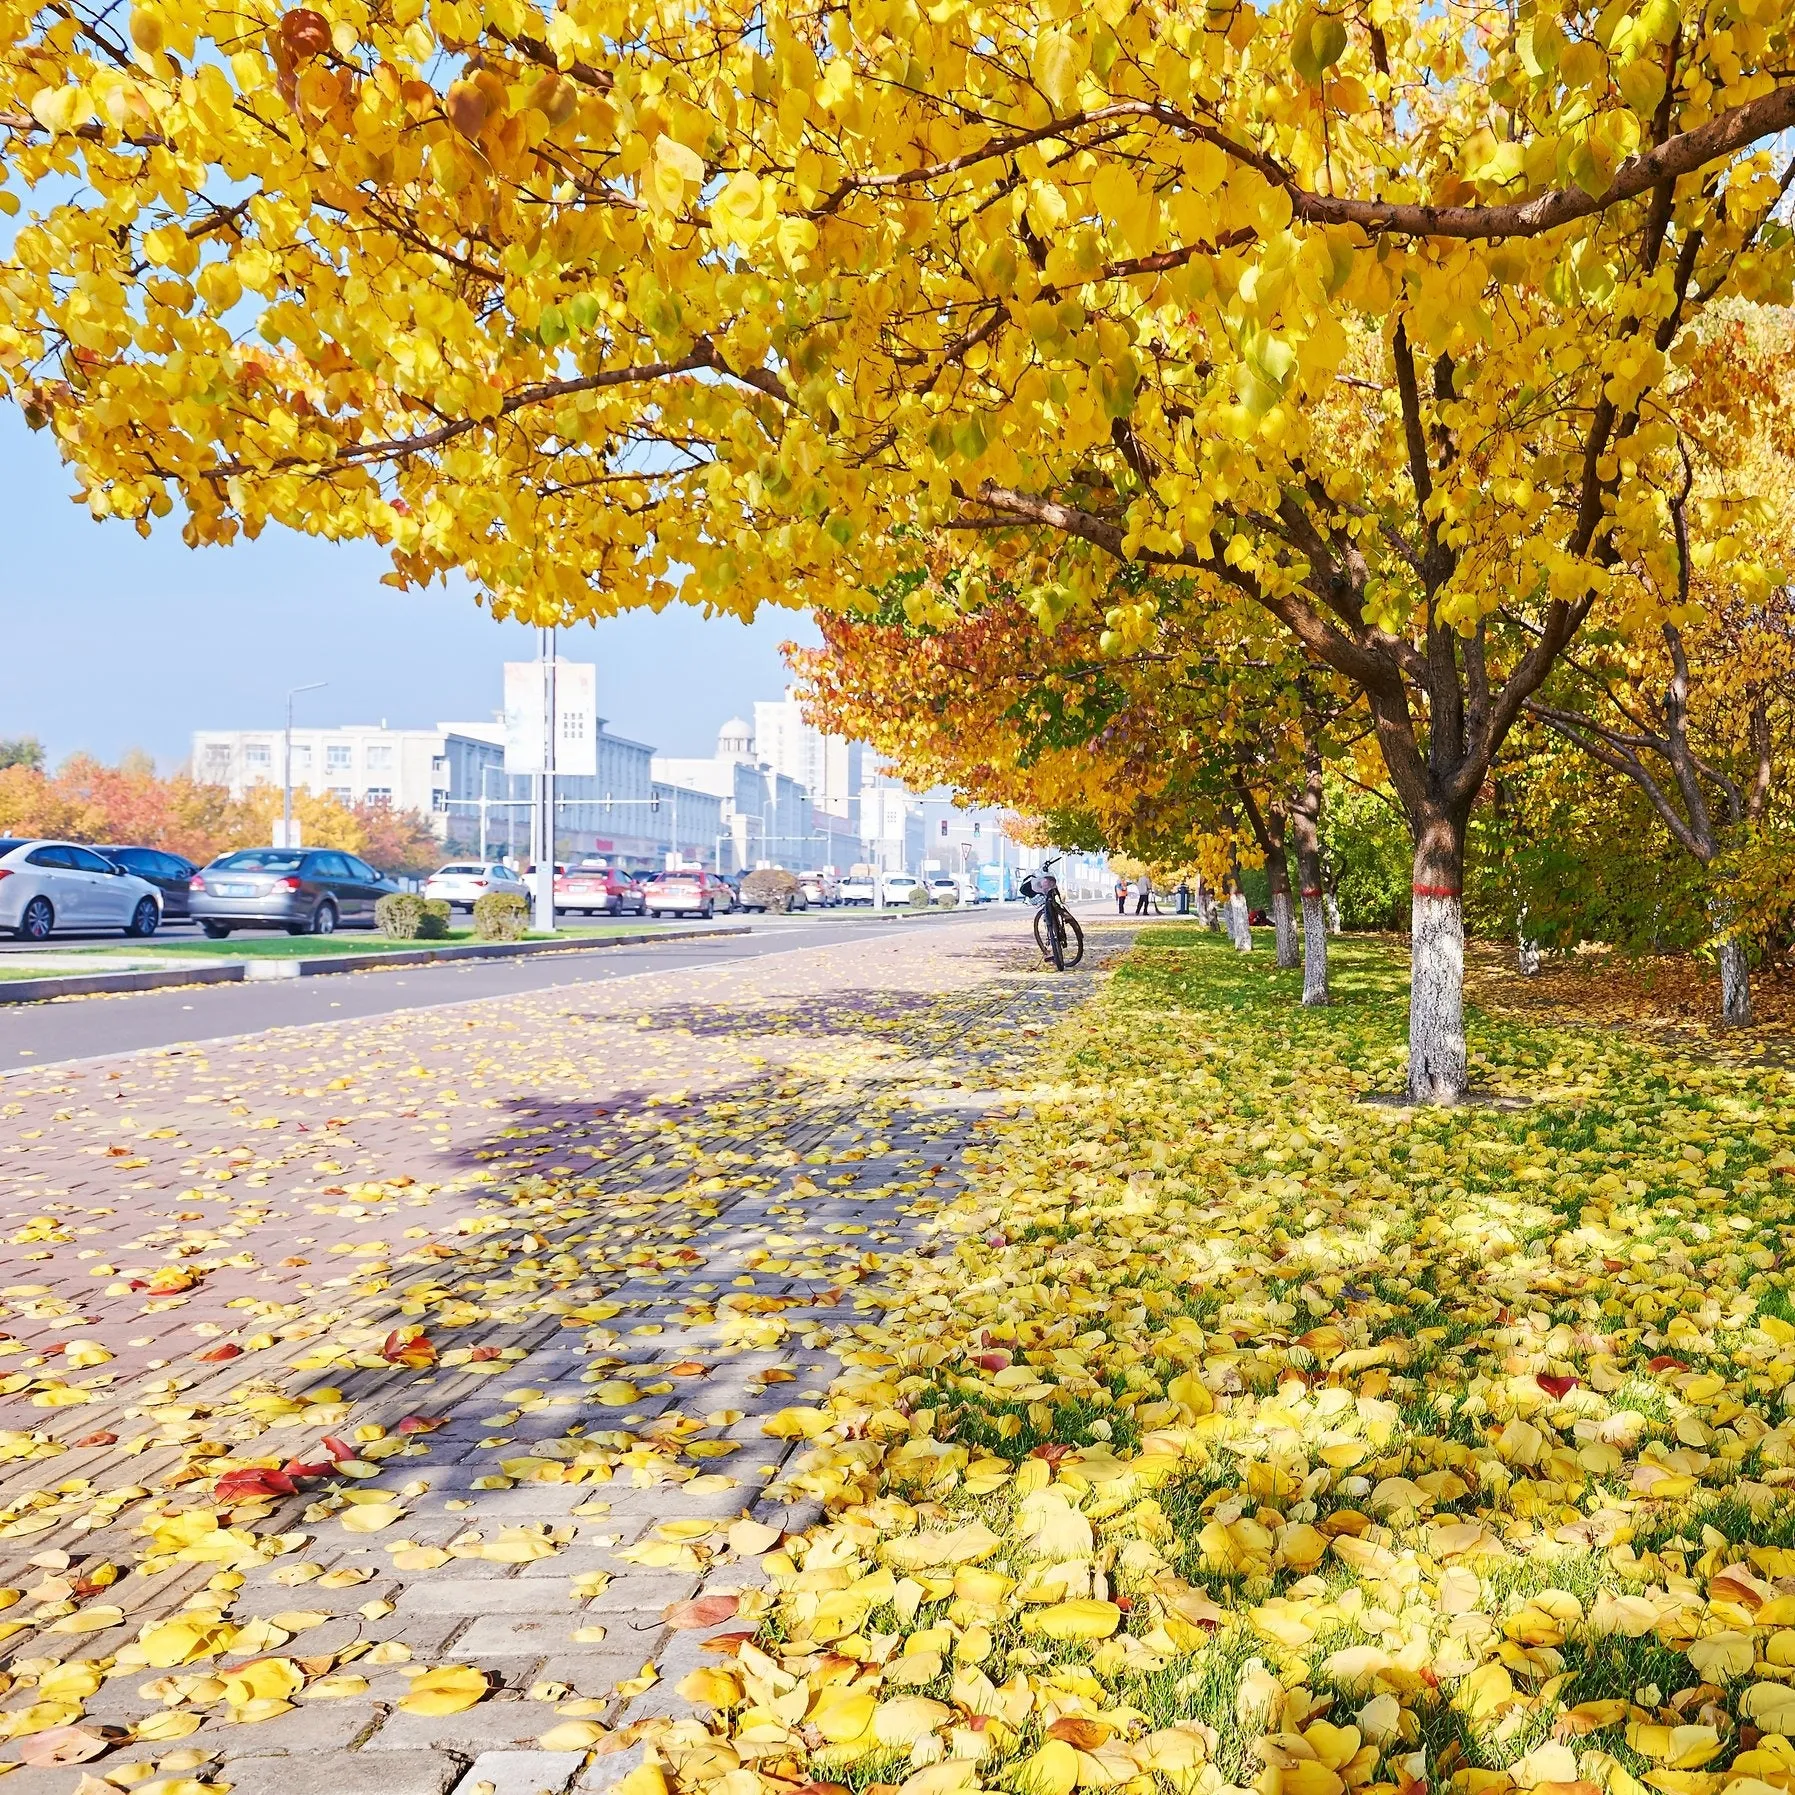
[4,926,1795,1795]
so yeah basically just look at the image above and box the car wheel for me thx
[607,897,620,917]
[201,921,232,939]
[309,901,338,936]
[700,901,714,919]
[126,897,160,938]
[15,896,53,943]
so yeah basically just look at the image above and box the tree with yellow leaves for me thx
[3,0,1793,1096]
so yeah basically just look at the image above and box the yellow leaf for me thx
[1025,1599,1121,1641]
[397,1665,488,1716]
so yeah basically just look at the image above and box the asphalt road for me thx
[0,910,1008,1071]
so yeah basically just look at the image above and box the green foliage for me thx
[907,882,934,909]
[934,886,959,909]
[376,892,452,939]
[1004,667,1127,766]
[0,736,45,772]
[1322,775,1411,931]
[473,890,531,941]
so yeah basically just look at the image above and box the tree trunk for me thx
[1227,889,1252,952]
[1272,890,1298,967]
[1516,906,1540,977]
[1289,755,1328,1005]
[1719,936,1752,1026]
[1408,809,1468,1105]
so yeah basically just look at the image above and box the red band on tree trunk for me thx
[1300,888,1324,898]
[1412,884,1462,899]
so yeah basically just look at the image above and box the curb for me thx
[0,923,752,1006]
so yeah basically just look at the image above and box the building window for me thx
[328,786,352,804]
[243,742,272,769]
[431,789,449,813]
[431,756,449,779]
[366,745,394,773]
[201,745,232,780]
[364,787,393,808]
[290,746,313,777]
[326,745,352,775]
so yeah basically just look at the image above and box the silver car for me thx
[189,848,400,937]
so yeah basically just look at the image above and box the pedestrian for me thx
[1134,872,1151,915]
[1115,877,1127,915]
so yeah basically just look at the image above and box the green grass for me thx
[0,920,656,970]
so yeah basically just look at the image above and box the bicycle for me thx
[1020,855,1085,971]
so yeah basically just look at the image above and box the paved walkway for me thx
[0,911,1126,1795]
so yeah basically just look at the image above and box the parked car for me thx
[423,861,530,911]
[926,876,959,905]
[559,860,647,916]
[189,848,399,936]
[797,872,838,908]
[98,845,199,920]
[643,869,733,918]
[712,873,743,911]
[883,874,920,905]
[0,838,163,941]
[838,875,878,905]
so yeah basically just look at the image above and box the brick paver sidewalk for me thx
[0,913,1125,1795]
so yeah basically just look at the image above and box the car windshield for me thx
[212,851,305,872]
[437,864,482,875]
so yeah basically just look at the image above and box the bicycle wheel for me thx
[1059,907,1085,968]
[1046,902,1066,971]
[1032,904,1051,961]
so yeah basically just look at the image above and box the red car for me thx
[643,869,732,918]
[557,860,648,916]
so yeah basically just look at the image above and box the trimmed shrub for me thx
[473,891,531,941]
[934,887,959,909]
[907,883,933,910]
[376,892,425,938]
[378,892,453,939]
[741,868,801,913]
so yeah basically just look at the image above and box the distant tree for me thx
[0,737,45,773]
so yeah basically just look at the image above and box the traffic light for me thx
[940,819,948,836]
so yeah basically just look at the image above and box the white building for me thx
[860,785,925,875]
[752,688,862,824]
[191,719,723,868]
[192,724,456,817]
[655,718,843,874]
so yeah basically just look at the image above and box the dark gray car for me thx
[98,846,199,920]
[189,848,400,937]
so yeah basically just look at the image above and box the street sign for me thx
[503,659,598,777]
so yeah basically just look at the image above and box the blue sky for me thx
[0,410,820,769]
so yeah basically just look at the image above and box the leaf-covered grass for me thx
[721,928,1795,1795]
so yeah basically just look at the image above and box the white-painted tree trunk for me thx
[1408,892,1467,1104]
[1227,891,1252,952]
[1515,905,1540,975]
[1719,938,1752,1026]
[1325,895,1340,933]
[1301,894,1329,1005]
[1272,890,1298,968]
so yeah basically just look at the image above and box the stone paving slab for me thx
[0,911,1129,1792]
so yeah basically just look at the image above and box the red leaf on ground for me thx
[75,1432,117,1448]
[1536,1374,1579,1400]
[215,1468,297,1503]
[380,1329,437,1368]
[469,1346,502,1362]
[1649,1355,1688,1373]
[321,1435,356,1460]
[1030,1443,1074,1466]
[397,1415,447,1435]
[969,1350,1012,1372]
[663,1595,740,1629]
[197,1344,242,1361]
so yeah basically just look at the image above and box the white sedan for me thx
[0,838,163,940]
[423,861,530,910]
[882,874,920,905]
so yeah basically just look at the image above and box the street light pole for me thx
[534,626,558,934]
[282,682,326,848]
